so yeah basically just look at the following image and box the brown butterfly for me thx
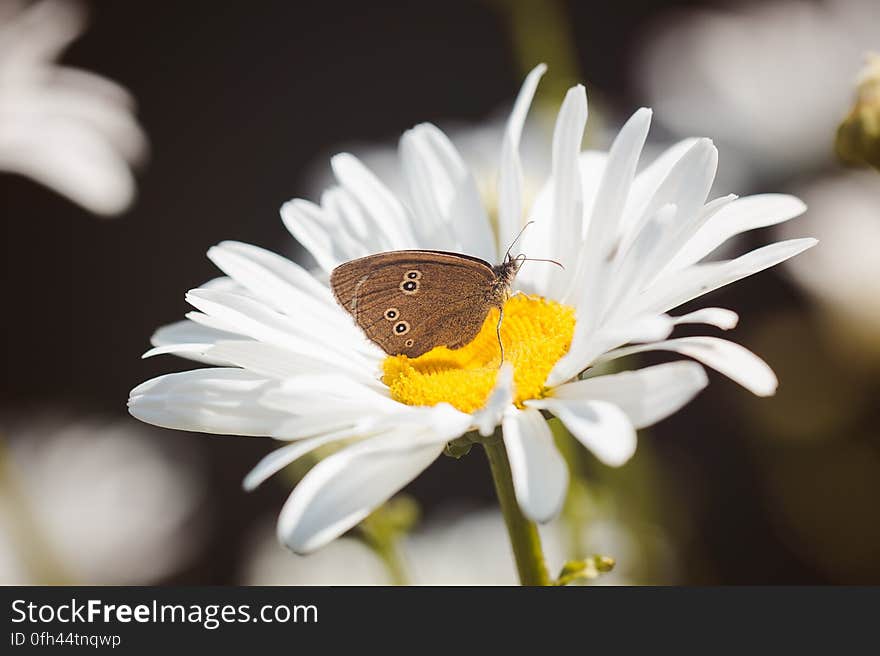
[330,225,561,360]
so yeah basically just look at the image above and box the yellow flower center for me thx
[382,295,575,413]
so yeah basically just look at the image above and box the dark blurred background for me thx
[3,0,878,584]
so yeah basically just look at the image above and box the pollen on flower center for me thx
[381,295,576,414]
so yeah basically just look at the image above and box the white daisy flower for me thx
[635,0,879,179]
[0,415,207,584]
[0,0,147,215]
[129,64,814,557]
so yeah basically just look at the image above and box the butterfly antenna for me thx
[519,256,565,270]
[504,220,535,262]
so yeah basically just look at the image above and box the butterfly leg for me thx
[496,305,505,366]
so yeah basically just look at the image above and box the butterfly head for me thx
[492,251,565,306]
[501,250,564,276]
[497,222,564,285]
[489,255,519,303]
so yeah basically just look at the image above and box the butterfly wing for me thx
[330,250,498,357]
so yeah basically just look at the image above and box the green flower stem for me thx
[483,433,551,586]
[364,537,409,586]
[355,496,419,586]
[488,0,580,104]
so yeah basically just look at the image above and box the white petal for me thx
[243,430,359,492]
[9,80,146,161]
[502,408,568,523]
[586,108,653,256]
[619,138,718,256]
[592,202,679,325]
[368,403,473,442]
[472,362,514,437]
[612,195,736,309]
[545,85,588,298]
[204,340,378,385]
[185,309,250,339]
[1,0,86,64]
[322,186,391,256]
[420,124,496,260]
[330,152,417,250]
[260,374,397,416]
[399,123,494,260]
[0,120,138,216]
[618,314,676,343]
[548,313,673,386]
[620,138,699,238]
[673,307,739,330]
[206,243,355,335]
[544,361,708,429]
[146,319,244,365]
[498,63,546,253]
[151,318,240,347]
[599,336,778,396]
[277,431,443,553]
[185,288,376,373]
[267,386,466,443]
[142,343,222,361]
[660,139,718,225]
[128,368,289,436]
[637,238,818,316]
[268,403,465,446]
[54,65,139,117]
[658,193,738,268]
[667,193,808,270]
[212,241,335,304]
[517,151,607,297]
[528,399,637,467]
[280,198,348,273]
[569,108,652,309]
[273,412,371,440]
[200,276,243,292]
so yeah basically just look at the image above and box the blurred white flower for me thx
[242,508,646,586]
[778,171,880,346]
[0,0,147,215]
[130,64,813,556]
[0,415,206,584]
[404,509,570,585]
[636,0,879,179]
[404,509,544,585]
[242,520,390,586]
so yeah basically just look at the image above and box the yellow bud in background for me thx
[554,555,616,586]
[836,54,880,170]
